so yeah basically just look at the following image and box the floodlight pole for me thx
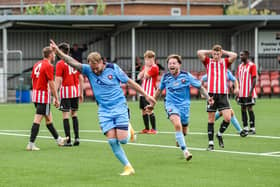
[121,0,124,15]
[187,0,190,15]
[20,0,24,14]
[131,27,136,101]
[254,27,259,71]
[110,36,115,64]
[66,0,71,15]
[248,0,251,15]
[2,28,7,102]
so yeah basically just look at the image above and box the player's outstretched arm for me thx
[50,39,82,72]
[199,86,214,105]
[127,79,156,106]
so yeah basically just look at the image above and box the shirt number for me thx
[34,63,42,78]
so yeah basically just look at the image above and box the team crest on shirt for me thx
[173,82,179,86]
[108,75,113,80]
[181,79,186,84]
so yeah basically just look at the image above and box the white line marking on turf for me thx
[0,131,279,158]
[1,129,280,139]
[260,151,280,156]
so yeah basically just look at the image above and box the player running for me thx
[50,39,156,176]
[147,54,213,161]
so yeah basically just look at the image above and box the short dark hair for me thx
[242,50,250,56]
[59,42,70,54]
[166,54,182,64]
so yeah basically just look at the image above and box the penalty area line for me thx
[0,131,279,158]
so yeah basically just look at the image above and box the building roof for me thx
[0,15,280,31]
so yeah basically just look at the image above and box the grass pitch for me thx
[0,98,279,187]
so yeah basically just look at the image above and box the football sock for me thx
[46,123,59,139]
[175,131,187,151]
[215,111,221,121]
[149,113,156,130]
[231,115,242,132]
[219,120,230,134]
[241,110,248,128]
[108,138,129,166]
[143,114,149,130]
[72,116,79,139]
[30,123,40,143]
[248,110,255,128]
[63,119,71,143]
[208,123,214,144]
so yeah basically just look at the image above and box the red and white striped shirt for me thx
[141,64,159,96]
[237,61,257,98]
[56,60,80,99]
[203,56,230,94]
[31,59,53,104]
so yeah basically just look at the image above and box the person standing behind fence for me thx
[27,46,66,151]
[70,43,87,63]
[55,42,84,146]
[236,50,257,134]
[137,50,159,134]
[197,44,237,151]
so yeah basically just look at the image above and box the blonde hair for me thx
[166,54,182,64]
[144,50,155,59]
[212,44,222,52]
[87,52,102,64]
[42,47,53,58]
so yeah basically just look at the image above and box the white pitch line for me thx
[261,151,280,155]
[0,129,280,140]
[0,131,279,158]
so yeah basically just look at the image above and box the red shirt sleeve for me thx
[55,61,64,77]
[148,65,159,77]
[203,56,210,66]
[250,64,257,77]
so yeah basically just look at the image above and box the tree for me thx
[226,0,276,15]
[25,1,66,15]
[96,0,106,15]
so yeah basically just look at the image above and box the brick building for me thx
[0,0,232,15]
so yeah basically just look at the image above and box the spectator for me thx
[135,56,142,84]
[155,58,165,75]
[70,43,88,63]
